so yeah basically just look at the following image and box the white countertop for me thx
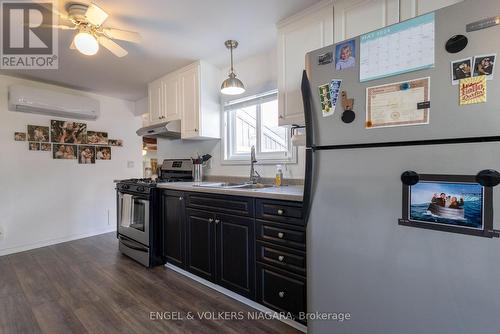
[157,182,304,202]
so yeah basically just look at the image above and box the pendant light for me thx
[221,40,245,95]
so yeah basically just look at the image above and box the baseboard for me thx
[166,263,307,333]
[0,228,116,256]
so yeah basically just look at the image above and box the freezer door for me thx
[307,143,500,334]
[305,0,500,148]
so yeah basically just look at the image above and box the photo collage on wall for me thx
[14,119,123,165]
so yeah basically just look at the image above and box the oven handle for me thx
[119,236,148,252]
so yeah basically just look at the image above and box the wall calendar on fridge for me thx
[360,12,435,82]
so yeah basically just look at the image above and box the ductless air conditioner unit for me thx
[8,85,100,120]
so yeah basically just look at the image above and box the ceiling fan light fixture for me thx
[74,31,99,56]
[221,40,245,95]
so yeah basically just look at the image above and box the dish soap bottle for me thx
[275,165,283,187]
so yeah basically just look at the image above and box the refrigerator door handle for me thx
[302,147,315,225]
[300,69,316,225]
[301,69,314,149]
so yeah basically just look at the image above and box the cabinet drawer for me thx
[256,263,306,322]
[256,220,306,250]
[186,193,254,217]
[256,199,303,225]
[257,241,306,276]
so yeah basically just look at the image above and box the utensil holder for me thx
[193,163,203,183]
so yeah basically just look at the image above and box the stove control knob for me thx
[122,185,130,190]
[137,186,145,192]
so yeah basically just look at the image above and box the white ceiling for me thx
[0,0,320,101]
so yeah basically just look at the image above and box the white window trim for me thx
[221,90,297,165]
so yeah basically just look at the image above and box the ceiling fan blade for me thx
[85,3,109,26]
[102,28,141,43]
[98,36,128,57]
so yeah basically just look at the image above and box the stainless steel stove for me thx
[116,159,193,267]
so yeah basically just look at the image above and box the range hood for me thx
[136,120,181,139]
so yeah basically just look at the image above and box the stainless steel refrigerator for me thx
[301,0,500,333]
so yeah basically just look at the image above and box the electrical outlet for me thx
[0,226,5,241]
[127,161,135,168]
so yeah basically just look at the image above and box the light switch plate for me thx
[127,161,135,168]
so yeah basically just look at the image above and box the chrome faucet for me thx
[249,145,261,184]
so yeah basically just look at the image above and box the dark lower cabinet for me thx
[185,209,255,298]
[257,263,307,324]
[255,199,307,324]
[162,190,306,325]
[217,213,255,299]
[185,209,216,282]
[162,191,186,268]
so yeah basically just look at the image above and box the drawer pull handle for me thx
[179,197,183,201]
[278,255,285,262]
[277,232,284,239]
[277,209,284,215]
[215,219,220,224]
[208,218,214,223]
[278,291,285,298]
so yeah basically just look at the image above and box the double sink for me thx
[194,182,275,190]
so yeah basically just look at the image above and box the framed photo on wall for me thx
[399,174,497,238]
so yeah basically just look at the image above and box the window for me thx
[223,90,295,163]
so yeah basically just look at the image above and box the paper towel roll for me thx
[291,134,306,147]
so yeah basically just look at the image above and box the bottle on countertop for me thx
[275,164,283,187]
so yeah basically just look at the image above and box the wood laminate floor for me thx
[0,233,301,334]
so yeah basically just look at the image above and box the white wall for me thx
[157,48,306,179]
[0,75,143,256]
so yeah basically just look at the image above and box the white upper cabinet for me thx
[334,0,400,43]
[179,64,199,139]
[164,74,180,122]
[277,0,334,127]
[147,61,220,140]
[178,61,221,140]
[334,0,464,43]
[148,78,165,124]
[148,73,180,125]
[400,0,463,20]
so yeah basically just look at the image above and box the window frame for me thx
[222,90,297,165]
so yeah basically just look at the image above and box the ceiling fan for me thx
[53,2,141,57]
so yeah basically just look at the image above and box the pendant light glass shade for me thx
[221,40,245,95]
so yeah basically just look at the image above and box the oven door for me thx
[117,192,150,246]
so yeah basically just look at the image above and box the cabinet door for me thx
[185,209,216,282]
[162,191,185,268]
[216,214,255,299]
[277,4,333,126]
[334,0,399,43]
[256,263,306,324]
[148,78,165,124]
[179,66,200,139]
[165,76,180,121]
[400,0,463,20]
